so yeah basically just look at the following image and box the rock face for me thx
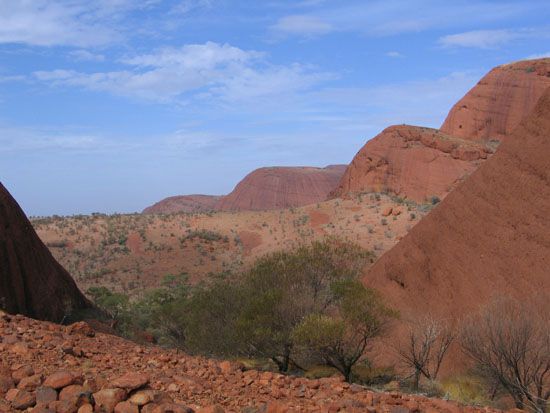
[441,58,550,141]
[0,183,90,321]
[332,59,550,202]
[330,125,492,202]
[143,195,222,214]
[216,165,346,211]
[363,88,550,319]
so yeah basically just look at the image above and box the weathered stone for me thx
[11,389,36,410]
[18,373,43,391]
[114,401,139,413]
[12,365,34,384]
[36,386,58,404]
[0,374,14,395]
[44,372,76,389]
[111,373,149,391]
[77,405,93,413]
[151,403,194,413]
[93,388,127,413]
[128,390,154,406]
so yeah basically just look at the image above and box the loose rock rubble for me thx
[1,312,500,412]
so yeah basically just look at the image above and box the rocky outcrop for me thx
[0,183,90,322]
[332,59,550,202]
[216,165,346,211]
[330,125,492,202]
[0,312,502,412]
[440,58,550,141]
[363,88,550,319]
[143,195,222,215]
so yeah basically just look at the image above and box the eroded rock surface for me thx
[440,58,550,141]
[216,166,346,211]
[330,125,492,202]
[0,183,90,322]
[143,195,222,215]
[363,89,550,322]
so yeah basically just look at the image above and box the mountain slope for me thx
[440,58,550,141]
[216,165,346,211]
[0,183,90,321]
[143,194,221,214]
[330,125,492,202]
[363,88,550,319]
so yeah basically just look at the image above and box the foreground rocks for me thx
[0,312,501,412]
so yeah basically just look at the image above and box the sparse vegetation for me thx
[461,297,550,412]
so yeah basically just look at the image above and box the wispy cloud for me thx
[269,0,547,39]
[385,51,404,58]
[0,0,186,47]
[0,125,127,153]
[0,1,119,47]
[69,49,105,62]
[33,42,334,104]
[438,29,520,49]
[270,15,333,37]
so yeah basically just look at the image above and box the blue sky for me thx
[1,0,549,216]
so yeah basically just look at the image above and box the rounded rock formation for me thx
[216,165,346,211]
[143,195,222,215]
[330,125,492,202]
[440,58,550,141]
[363,88,550,320]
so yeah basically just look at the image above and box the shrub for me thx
[461,296,550,412]
[293,279,396,382]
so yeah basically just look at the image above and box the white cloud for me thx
[0,1,118,47]
[69,49,105,62]
[0,0,183,47]
[171,0,214,14]
[385,51,404,58]
[269,1,546,39]
[271,15,333,37]
[438,29,520,49]
[33,42,333,103]
[0,125,123,153]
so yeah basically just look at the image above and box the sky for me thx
[1,0,549,216]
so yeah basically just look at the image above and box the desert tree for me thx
[461,296,550,412]
[292,279,395,382]
[396,315,455,390]
[86,286,129,329]
[237,237,374,373]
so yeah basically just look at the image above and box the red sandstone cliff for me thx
[363,88,550,319]
[0,183,90,322]
[215,165,346,211]
[330,125,492,202]
[440,58,550,141]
